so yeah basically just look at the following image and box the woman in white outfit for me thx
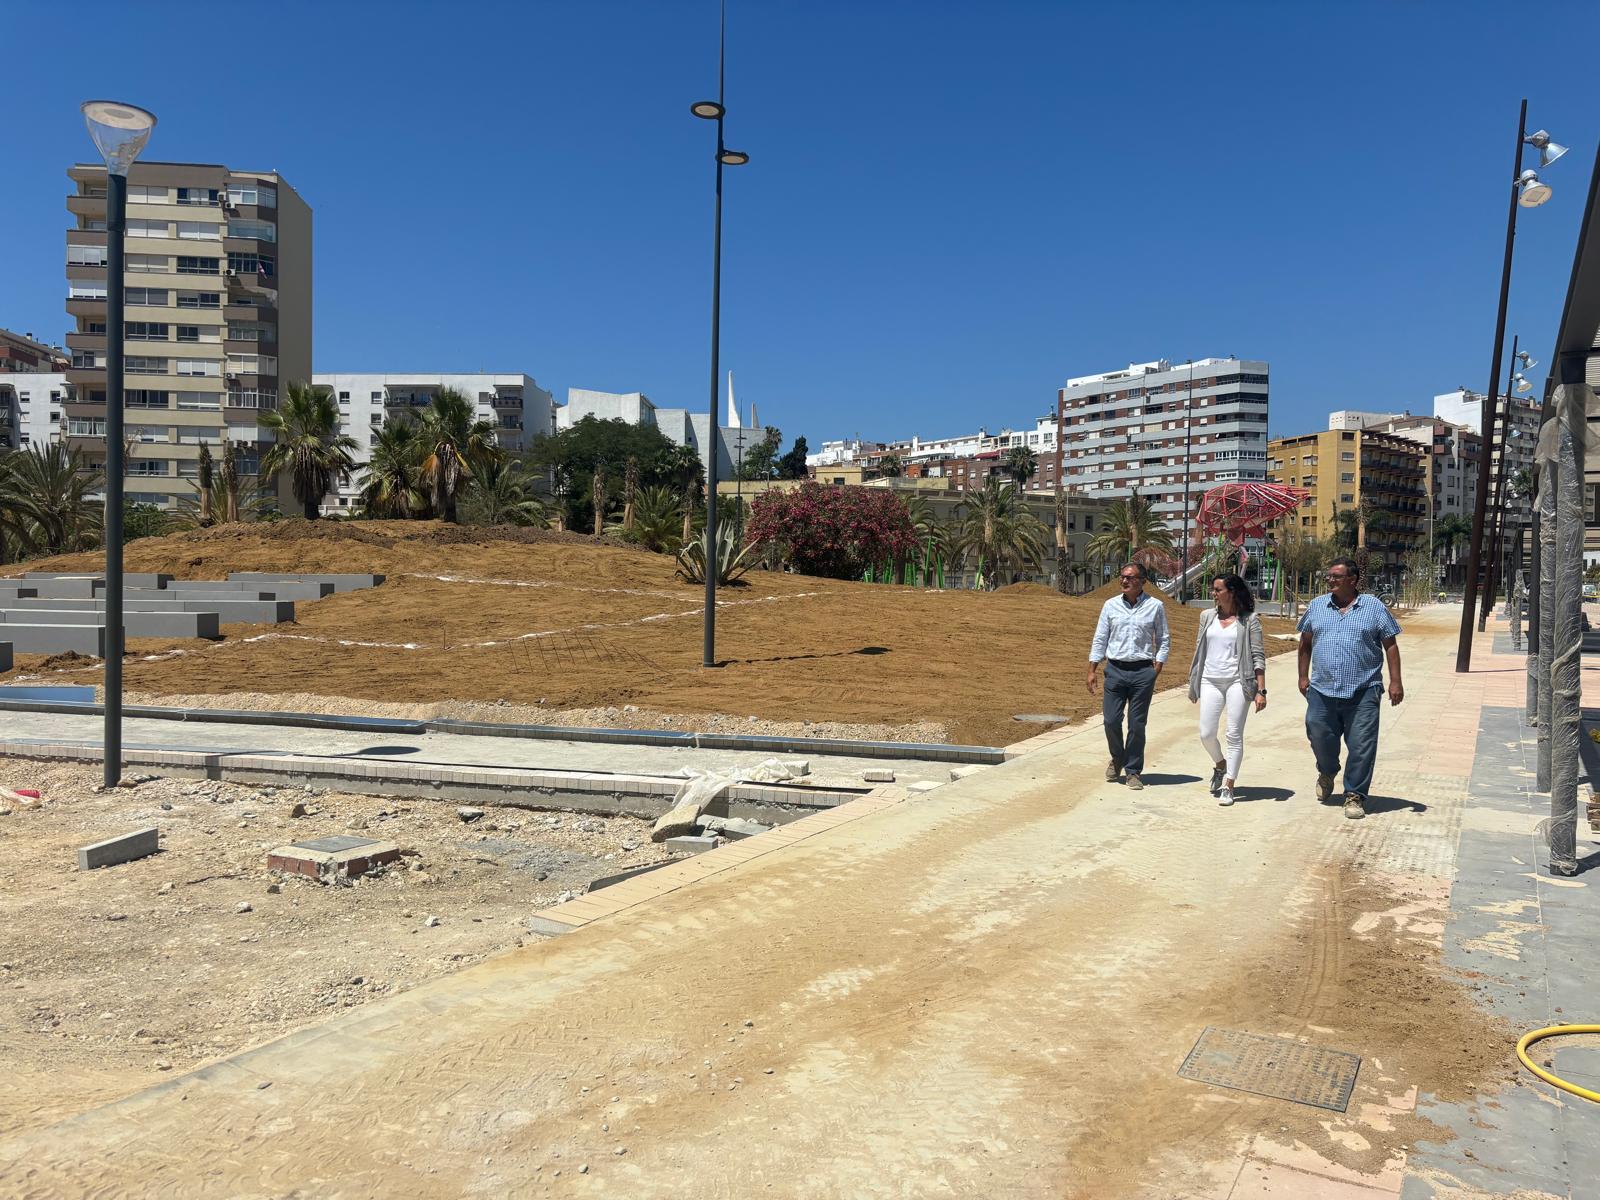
[1186,573,1267,806]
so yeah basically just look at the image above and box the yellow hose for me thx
[1515,1025,1600,1103]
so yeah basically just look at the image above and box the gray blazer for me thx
[1186,608,1267,701]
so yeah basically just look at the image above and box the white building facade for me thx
[1433,387,1538,533]
[314,373,554,512]
[1059,358,1270,527]
[557,387,768,483]
[0,372,70,452]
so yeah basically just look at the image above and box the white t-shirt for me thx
[1203,617,1240,678]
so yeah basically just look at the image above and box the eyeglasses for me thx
[1325,572,1351,580]
[1119,575,1140,582]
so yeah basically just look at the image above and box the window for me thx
[227,220,276,242]
[125,390,169,408]
[81,321,107,335]
[126,322,169,341]
[68,243,108,266]
[176,255,220,275]
[67,418,107,437]
[80,217,108,232]
[227,252,275,277]
[125,287,169,306]
[175,291,220,309]
[128,218,168,239]
[227,183,277,207]
[127,253,169,273]
[126,356,168,375]
[177,187,218,206]
[226,324,268,342]
[177,325,205,343]
[129,425,166,444]
[128,185,168,204]
[176,358,220,377]
[338,391,350,401]
[69,280,108,300]
[174,392,219,410]
[370,391,382,400]
[177,221,220,241]
[126,460,170,477]
[71,351,103,369]
[1340,472,1354,482]
[1340,493,1354,504]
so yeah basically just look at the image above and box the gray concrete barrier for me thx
[228,572,381,593]
[0,610,220,639]
[0,624,107,655]
[0,641,11,673]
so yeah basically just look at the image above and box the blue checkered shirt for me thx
[1296,592,1401,698]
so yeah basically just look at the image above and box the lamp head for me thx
[1514,373,1533,393]
[1517,169,1552,208]
[718,149,749,166]
[691,100,724,120]
[1526,129,1568,168]
[80,100,156,176]
[1516,350,1538,370]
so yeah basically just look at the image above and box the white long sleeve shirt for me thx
[1088,591,1171,665]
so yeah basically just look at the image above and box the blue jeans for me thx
[1305,684,1382,799]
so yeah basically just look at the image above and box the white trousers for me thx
[1198,676,1248,783]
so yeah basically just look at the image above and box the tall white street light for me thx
[81,100,156,787]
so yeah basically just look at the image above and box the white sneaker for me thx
[1217,786,1235,807]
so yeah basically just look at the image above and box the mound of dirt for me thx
[1085,578,1185,607]
[992,582,1064,600]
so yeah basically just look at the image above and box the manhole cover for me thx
[1177,1027,1361,1112]
[1011,713,1069,724]
[292,835,381,854]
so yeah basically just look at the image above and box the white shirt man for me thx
[1086,564,1171,790]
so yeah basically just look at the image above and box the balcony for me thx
[66,194,107,218]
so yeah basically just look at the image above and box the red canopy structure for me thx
[1196,481,1310,545]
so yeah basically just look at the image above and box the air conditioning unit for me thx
[226,373,239,381]
[224,268,236,278]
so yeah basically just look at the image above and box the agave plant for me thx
[607,484,682,552]
[674,525,757,585]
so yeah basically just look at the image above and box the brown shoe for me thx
[1316,773,1336,803]
[1106,759,1122,782]
[1342,793,1366,820]
[1125,772,1145,791]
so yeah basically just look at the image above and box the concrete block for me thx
[267,836,401,882]
[666,834,721,855]
[176,600,295,625]
[0,585,39,598]
[949,764,990,781]
[0,641,11,673]
[862,768,896,783]
[0,624,106,655]
[86,573,172,590]
[0,609,219,639]
[700,816,771,840]
[78,827,159,870]
[125,587,276,602]
[25,578,100,600]
[229,571,380,593]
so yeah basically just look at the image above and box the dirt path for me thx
[0,609,1510,1198]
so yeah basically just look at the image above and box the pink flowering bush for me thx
[746,483,920,580]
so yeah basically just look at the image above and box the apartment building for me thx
[0,373,70,451]
[65,161,310,510]
[1355,414,1480,526]
[0,327,68,374]
[1059,358,1269,527]
[1268,428,1429,566]
[883,415,1060,488]
[314,373,555,511]
[1433,387,1538,535]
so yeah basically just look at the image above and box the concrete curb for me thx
[0,738,865,824]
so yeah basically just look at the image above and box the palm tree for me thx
[609,484,683,552]
[1432,512,1471,565]
[1004,446,1037,488]
[196,443,215,527]
[358,417,427,518]
[622,456,640,532]
[2,443,104,555]
[591,467,606,536]
[260,381,358,520]
[0,451,36,564]
[877,452,903,478]
[460,458,547,526]
[416,388,500,523]
[1085,494,1175,575]
[1053,481,1070,594]
[217,433,241,523]
[955,476,1048,585]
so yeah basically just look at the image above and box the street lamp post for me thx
[81,100,156,789]
[1456,101,1565,672]
[1480,340,1535,630]
[691,3,748,669]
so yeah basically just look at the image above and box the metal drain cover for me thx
[1177,1027,1361,1112]
[291,835,383,854]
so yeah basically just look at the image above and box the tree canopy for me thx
[525,416,703,532]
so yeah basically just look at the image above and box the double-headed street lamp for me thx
[81,100,156,788]
[692,5,749,669]
[1456,103,1565,673]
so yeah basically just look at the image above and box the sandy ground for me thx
[1,522,1295,747]
[0,609,1518,1198]
[0,759,670,1135]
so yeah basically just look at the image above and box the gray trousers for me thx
[1103,660,1156,774]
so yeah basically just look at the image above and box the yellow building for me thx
[1268,428,1428,566]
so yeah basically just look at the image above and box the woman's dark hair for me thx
[1213,573,1256,616]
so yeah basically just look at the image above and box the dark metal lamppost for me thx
[691,2,749,668]
[1479,339,1536,630]
[81,100,156,788]
[1456,100,1565,672]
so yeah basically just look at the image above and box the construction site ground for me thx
[0,522,1296,747]
[5,605,1595,1198]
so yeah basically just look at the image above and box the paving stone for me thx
[266,837,401,882]
[665,835,720,855]
[77,827,159,870]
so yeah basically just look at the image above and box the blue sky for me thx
[4,0,1597,449]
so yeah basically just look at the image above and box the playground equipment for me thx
[1161,482,1310,599]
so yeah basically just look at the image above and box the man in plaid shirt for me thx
[1296,556,1404,820]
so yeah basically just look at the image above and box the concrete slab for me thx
[267,837,401,882]
[24,579,99,600]
[1,597,294,624]
[0,624,105,655]
[228,572,379,593]
[77,827,159,870]
[0,641,10,673]
[0,610,220,639]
